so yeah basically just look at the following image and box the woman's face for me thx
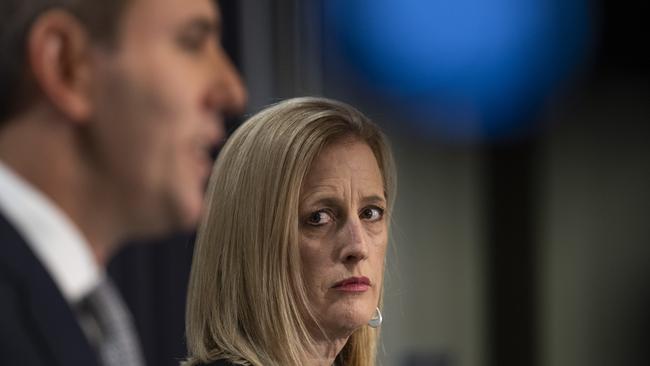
[299,137,388,338]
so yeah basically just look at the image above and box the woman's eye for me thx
[306,210,333,226]
[360,206,384,222]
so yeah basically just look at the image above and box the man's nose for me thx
[205,47,247,116]
[339,217,370,264]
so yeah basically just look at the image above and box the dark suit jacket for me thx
[0,213,100,365]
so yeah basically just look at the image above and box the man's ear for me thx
[27,10,95,123]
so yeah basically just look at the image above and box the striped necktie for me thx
[77,277,145,366]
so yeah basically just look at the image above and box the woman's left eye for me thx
[360,206,384,222]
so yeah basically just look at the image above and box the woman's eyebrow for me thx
[360,194,386,205]
[301,197,343,209]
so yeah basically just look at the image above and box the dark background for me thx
[110,1,649,366]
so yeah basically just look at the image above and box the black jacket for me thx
[0,213,99,366]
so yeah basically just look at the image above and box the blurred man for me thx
[0,0,246,365]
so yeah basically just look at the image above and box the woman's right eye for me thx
[306,210,333,226]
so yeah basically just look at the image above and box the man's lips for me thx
[332,276,371,292]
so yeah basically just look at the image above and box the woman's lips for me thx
[332,276,371,292]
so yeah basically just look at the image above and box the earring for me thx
[368,307,383,328]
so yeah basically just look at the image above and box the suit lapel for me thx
[0,214,99,366]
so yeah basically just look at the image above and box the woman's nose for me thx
[339,218,369,264]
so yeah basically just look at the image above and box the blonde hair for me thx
[185,97,396,366]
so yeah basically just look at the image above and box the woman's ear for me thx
[27,9,94,123]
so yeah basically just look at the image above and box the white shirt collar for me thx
[0,161,102,304]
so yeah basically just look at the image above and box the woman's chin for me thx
[321,310,372,337]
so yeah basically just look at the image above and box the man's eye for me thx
[306,210,333,226]
[360,206,384,222]
[177,32,207,52]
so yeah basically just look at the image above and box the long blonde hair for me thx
[185,97,396,366]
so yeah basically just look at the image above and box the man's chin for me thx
[128,200,203,240]
[173,197,205,232]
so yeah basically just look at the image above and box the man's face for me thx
[88,0,246,237]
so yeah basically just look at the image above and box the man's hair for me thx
[0,0,131,124]
[185,97,397,366]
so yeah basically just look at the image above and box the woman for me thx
[184,97,396,366]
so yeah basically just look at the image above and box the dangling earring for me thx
[368,307,383,328]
